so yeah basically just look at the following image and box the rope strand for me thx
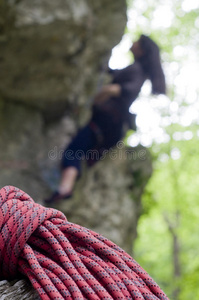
[0,186,169,299]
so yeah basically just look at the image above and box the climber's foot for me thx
[44,190,72,205]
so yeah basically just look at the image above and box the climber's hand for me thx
[94,84,121,105]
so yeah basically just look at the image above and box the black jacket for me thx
[91,61,147,147]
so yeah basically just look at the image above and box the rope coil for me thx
[0,186,169,299]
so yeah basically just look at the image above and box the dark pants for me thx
[61,121,123,174]
[61,124,98,173]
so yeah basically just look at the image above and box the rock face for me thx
[0,1,152,297]
[0,0,127,200]
[0,280,39,300]
[0,0,127,116]
[56,144,152,254]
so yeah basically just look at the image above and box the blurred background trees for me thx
[112,0,199,299]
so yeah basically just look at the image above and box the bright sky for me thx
[108,1,199,148]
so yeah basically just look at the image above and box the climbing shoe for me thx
[44,191,72,204]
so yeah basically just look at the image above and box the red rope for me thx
[0,186,169,299]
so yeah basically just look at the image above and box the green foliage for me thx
[126,0,199,298]
[135,132,199,298]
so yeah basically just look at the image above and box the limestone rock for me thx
[0,1,153,297]
[0,279,39,300]
[0,0,127,200]
[0,0,127,117]
[0,101,47,200]
[55,145,152,254]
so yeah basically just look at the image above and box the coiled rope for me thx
[0,186,169,299]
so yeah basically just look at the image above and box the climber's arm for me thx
[93,84,121,105]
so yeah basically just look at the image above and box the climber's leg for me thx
[44,124,97,204]
[58,166,78,197]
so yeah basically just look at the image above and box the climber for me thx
[44,34,166,204]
